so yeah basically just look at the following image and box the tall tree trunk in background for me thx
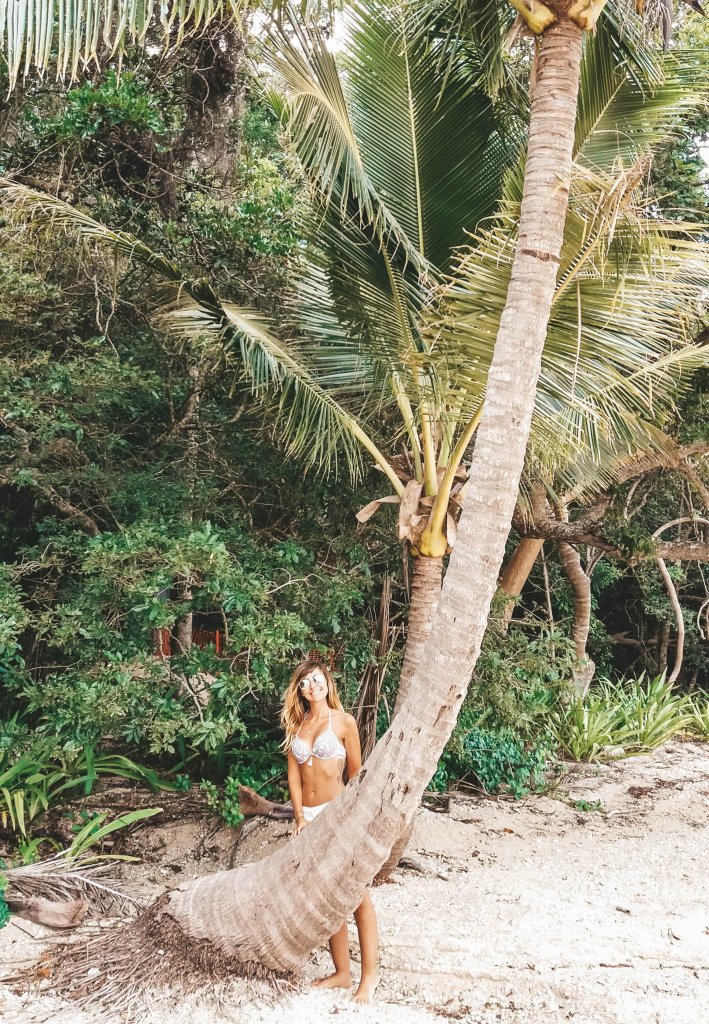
[651,519,703,682]
[498,537,545,627]
[656,557,685,683]
[172,575,194,657]
[353,573,393,761]
[657,619,671,675]
[129,15,585,968]
[180,18,247,179]
[171,363,201,657]
[394,554,444,713]
[557,540,595,695]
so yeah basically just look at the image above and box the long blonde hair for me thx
[280,660,343,751]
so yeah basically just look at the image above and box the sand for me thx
[1,741,707,1023]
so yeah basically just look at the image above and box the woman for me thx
[281,659,379,1003]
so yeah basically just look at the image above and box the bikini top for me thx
[291,710,346,765]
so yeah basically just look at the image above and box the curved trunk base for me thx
[19,892,292,1017]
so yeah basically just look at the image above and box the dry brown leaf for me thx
[398,480,424,540]
[355,495,400,524]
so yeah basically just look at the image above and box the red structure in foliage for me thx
[153,626,222,657]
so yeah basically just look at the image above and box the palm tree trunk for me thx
[395,554,444,714]
[657,619,671,675]
[498,537,545,627]
[378,555,444,882]
[47,15,585,994]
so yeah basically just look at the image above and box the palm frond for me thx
[0,0,247,87]
[503,19,707,203]
[518,419,668,510]
[344,0,514,267]
[5,850,151,917]
[267,0,516,272]
[158,291,372,479]
[265,7,412,258]
[402,0,518,100]
[576,22,709,173]
[431,163,709,471]
[296,208,427,382]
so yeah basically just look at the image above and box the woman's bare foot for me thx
[312,971,352,990]
[353,970,379,1003]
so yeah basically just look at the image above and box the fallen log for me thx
[238,785,293,819]
[6,895,87,929]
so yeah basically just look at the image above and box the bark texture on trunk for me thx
[557,542,591,656]
[354,574,393,761]
[172,576,193,657]
[380,557,443,881]
[154,17,584,972]
[557,541,595,695]
[395,554,444,714]
[498,537,545,627]
[657,619,671,674]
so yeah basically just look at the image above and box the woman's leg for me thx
[353,891,379,1003]
[312,921,351,988]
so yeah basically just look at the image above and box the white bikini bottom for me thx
[302,801,330,822]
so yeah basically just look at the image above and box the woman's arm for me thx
[287,750,307,836]
[342,714,363,778]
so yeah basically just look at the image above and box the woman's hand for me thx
[289,815,307,839]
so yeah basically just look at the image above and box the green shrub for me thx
[550,673,692,762]
[550,696,621,762]
[429,622,574,797]
[687,697,709,738]
[0,740,171,838]
[470,624,577,735]
[573,799,605,813]
[601,675,691,750]
[432,722,552,798]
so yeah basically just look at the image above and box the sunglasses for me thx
[298,674,326,691]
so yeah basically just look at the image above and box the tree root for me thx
[9,893,295,1022]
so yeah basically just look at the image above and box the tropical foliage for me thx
[0,0,706,871]
[551,673,699,761]
[5,3,708,560]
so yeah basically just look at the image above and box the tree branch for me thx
[655,557,685,684]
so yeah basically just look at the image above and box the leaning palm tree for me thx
[4,0,709,1007]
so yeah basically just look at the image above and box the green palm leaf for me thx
[401,0,518,100]
[265,9,411,257]
[434,165,709,468]
[267,0,516,272]
[344,0,513,268]
[0,0,244,86]
[575,20,709,173]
